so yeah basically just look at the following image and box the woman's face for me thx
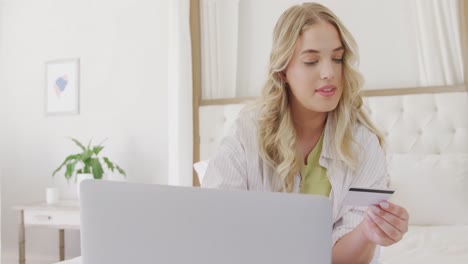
[285,21,344,114]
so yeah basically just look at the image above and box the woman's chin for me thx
[305,102,339,113]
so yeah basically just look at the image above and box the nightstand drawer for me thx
[24,210,80,228]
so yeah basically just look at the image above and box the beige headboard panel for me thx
[363,92,468,154]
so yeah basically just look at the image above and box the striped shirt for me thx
[202,109,388,262]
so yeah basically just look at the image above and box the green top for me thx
[299,132,331,197]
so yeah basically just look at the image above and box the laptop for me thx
[80,180,332,264]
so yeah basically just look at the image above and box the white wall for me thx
[0,0,169,263]
[0,1,4,259]
[236,0,422,97]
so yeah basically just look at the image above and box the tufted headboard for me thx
[199,90,468,161]
[199,103,249,161]
[363,92,468,155]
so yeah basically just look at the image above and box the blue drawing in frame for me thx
[46,58,80,115]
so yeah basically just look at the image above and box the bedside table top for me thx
[12,200,80,211]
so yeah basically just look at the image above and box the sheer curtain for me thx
[413,0,465,86]
[200,0,239,99]
[168,0,193,186]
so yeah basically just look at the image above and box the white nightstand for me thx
[13,200,80,264]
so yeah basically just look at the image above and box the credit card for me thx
[342,187,395,206]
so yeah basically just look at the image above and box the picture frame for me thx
[45,58,80,115]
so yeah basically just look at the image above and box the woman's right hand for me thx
[359,201,409,246]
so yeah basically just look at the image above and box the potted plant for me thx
[52,138,126,196]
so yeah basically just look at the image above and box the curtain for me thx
[413,0,464,86]
[168,0,193,186]
[200,0,240,99]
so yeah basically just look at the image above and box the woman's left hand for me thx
[361,201,409,246]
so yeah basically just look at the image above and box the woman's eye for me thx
[304,61,318,65]
[333,58,343,63]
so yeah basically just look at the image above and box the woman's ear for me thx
[279,71,288,83]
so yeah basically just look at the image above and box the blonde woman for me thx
[202,2,409,263]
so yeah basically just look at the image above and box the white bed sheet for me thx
[380,225,468,264]
[54,226,468,264]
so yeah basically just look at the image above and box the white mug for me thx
[46,187,60,204]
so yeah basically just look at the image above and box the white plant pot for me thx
[76,173,94,199]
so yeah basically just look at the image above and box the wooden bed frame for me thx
[189,0,468,186]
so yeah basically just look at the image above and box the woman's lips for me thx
[316,85,337,97]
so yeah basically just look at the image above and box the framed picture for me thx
[45,58,80,115]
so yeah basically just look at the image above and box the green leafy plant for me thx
[52,138,126,181]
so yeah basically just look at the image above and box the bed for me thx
[55,89,468,264]
[197,89,468,264]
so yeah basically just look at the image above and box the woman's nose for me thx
[320,61,335,80]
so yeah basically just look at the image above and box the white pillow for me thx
[193,160,209,184]
[387,154,468,225]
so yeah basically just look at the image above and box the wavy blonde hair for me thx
[257,2,384,192]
